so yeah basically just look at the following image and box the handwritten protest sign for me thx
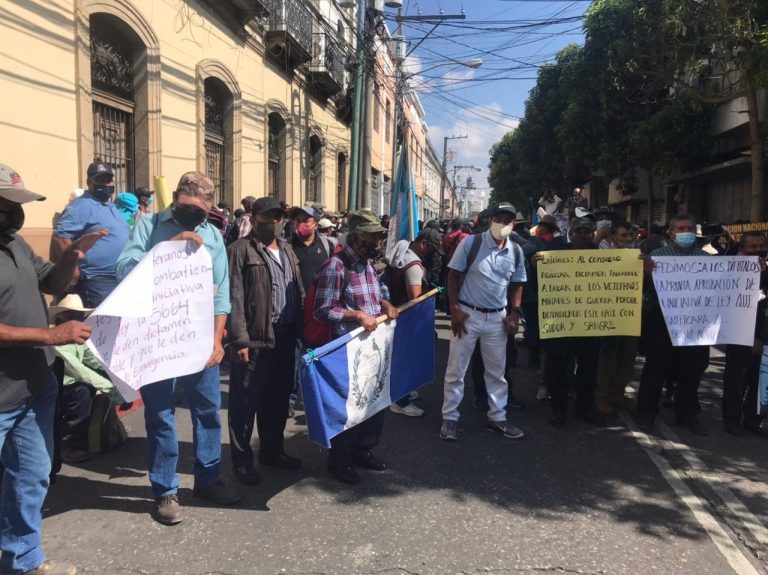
[652,256,760,347]
[86,241,214,401]
[537,249,644,339]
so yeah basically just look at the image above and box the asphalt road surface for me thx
[41,315,768,575]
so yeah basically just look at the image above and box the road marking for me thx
[618,412,761,575]
[655,420,768,549]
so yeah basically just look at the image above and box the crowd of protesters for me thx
[1,160,767,574]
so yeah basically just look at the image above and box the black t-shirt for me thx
[292,235,332,292]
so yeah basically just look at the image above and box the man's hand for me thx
[47,321,92,345]
[235,347,250,364]
[759,257,768,274]
[60,229,109,263]
[172,231,204,248]
[381,301,399,321]
[356,311,378,332]
[504,314,520,335]
[753,338,764,356]
[206,341,225,368]
[531,253,544,267]
[643,256,656,273]
[450,307,470,338]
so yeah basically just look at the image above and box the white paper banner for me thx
[652,256,761,347]
[86,241,214,401]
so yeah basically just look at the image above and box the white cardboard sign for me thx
[652,256,760,347]
[86,241,214,401]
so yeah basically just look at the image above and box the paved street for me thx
[42,315,768,575]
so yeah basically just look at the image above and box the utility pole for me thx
[440,135,467,219]
[347,0,368,211]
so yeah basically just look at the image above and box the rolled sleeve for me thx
[116,215,154,281]
[313,260,345,323]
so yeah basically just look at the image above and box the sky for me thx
[386,0,590,210]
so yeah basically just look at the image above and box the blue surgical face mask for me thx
[674,232,696,248]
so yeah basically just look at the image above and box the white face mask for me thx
[490,221,514,241]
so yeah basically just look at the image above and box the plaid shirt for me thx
[650,243,709,257]
[313,245,381,336]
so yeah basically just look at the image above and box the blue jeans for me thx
[140,367,222,498]
[0,378,57,574]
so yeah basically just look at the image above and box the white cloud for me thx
[427,102,519,196]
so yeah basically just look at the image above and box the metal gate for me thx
[92,98,134,192]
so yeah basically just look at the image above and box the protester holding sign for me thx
[0,163,107,575]
[227,197,305,487]
[116,172,238,525]
[637,213,711,436]
[722,232,768,436]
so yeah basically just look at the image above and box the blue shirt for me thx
[448,231,527,309]
[55,193,130,278]
[116,207,231,316]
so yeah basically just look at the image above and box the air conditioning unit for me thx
[385,0,403,7]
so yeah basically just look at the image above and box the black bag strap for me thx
[457,233,484,297]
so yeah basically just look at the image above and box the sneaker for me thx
[508,392,526,410]
[440,419,458,441]
[153,494,182,525]
[193,479,241,505]
[473,396,489,411]
[487,420,525,439]
[536,385,549,401]
[233,466,262,486]
[390,403,425,417]
[23,561,77,575]
[407,390,420,400]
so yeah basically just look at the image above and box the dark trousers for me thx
[228,325,298,468]
[543,338,600,416]
[329,410,385,468]
[472,336,517,400]
[522,300,541,365]
[76,275,118,308]
[637,309,709,421]
[60,383,95,451]
[722,344,763,427]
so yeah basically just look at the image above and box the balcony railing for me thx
[263,0,313,66]
[307,32,345,94]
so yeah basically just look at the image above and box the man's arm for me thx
[206,314,227,368]
[314,261,378,331]
[0,321,92,347]
[49,237,72,262]
[227,243,250,353]
[40,230,109,295]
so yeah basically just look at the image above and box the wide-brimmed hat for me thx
[537,214,560,232]
[48,294,92,323]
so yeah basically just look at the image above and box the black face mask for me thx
[92,184,115,202]
[173,205,207,231]
[0,204,24,234]
[358,240,381,261]
[256,221,284,245]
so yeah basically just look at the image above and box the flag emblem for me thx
[10,172,22,185]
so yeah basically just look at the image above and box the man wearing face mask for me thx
[51,161,130,307]
[722,231,768,436]
[594,206,616,248]
[0,164,108,575]
[116,172,239,525]
[313,210,399,485]
[227,197,305,486]
[290,206,336,293]
[637,213,711,435]
[440,202,527,442]
[132,186,154,222]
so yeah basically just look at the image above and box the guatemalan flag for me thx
[299,292,437,447]
[385,138,420,263]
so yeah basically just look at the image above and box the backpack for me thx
[458,233,522,294]
[302,252,352,348]
[87,394,128,456]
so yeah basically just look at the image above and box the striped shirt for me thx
[313,245,381,336]
[264,243,301,325]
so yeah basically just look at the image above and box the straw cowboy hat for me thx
[48,294,93,324]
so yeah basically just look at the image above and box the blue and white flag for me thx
[759,347,768,415]
[299,293,436,447]
[385,139,420,263]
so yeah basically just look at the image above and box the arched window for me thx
[268,113,287,200]
[337,152,347,211]
[308,135,323,203]
[204,78,230,205]
[90,13,138,192]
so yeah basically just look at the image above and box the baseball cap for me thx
[86,160,114,180]
[571,216,596,232]
[493,202,517,216]
[252,196,283,215]
[348,210,387,233]
[177,172,214,196]
[135,186,154,196]
[0,164,45,203]
[594,205,615,217]
[318,218,333,229]
[417,228,444,255]
[291,206,317,219]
